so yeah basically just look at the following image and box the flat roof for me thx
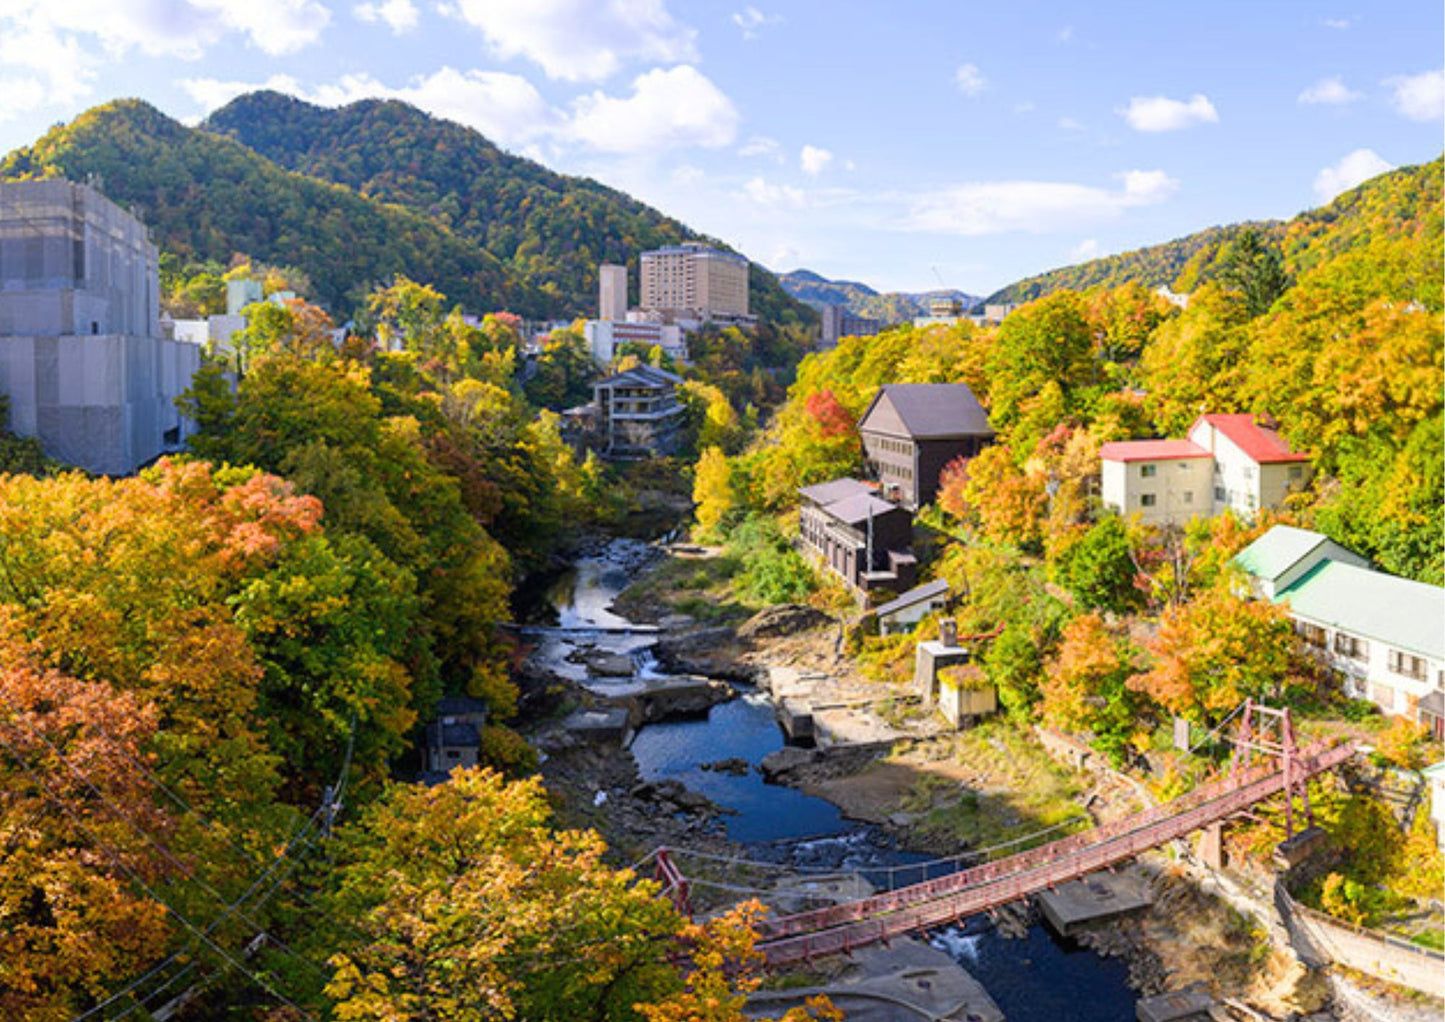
[799,477,873,506]
[1277,560,1445,661]
[1099,439,1210,462]
[827,492,903,525]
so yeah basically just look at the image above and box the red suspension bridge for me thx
[651,702,1357,966]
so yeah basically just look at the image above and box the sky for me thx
[0,0,1441,295]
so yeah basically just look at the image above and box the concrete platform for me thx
[746,936,1003,1022]
[562,707,632,744]
[1135,986,1214,1022]
[1037,869,1154,937]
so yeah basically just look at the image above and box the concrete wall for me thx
[1101,456,1213,526]
[1275,883,1445,999]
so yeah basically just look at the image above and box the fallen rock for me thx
[738,604,832,640]
[653,627,761,682]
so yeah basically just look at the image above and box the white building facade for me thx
[1100,414,1312,527]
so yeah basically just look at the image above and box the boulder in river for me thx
[632,677,736,722]
[737,604,832,640]
[575,649,636,677]
[630,778,716,814]
[759,745,820,781]
[654,627,761,683]
[700,757,751,776]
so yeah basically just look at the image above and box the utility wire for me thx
[0,720,318,1021]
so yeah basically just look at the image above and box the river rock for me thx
[737,604,832,640]
[653,627,761,683]
[759,746,820,781]
[630,778,715,814]
[576,650,637,677]
[633,677,735,722]
[701,757,751,776]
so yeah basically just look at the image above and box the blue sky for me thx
[0,0,1440,294]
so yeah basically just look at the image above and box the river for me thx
[528,539,1139,1021]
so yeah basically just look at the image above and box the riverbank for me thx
[519,538,1386,1020]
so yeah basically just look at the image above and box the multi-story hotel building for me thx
[639,243,750,322]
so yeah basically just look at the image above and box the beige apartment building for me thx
[639,243,749,320]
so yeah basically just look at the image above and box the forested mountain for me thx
[779,268,978,323]
[0,100,540,316]
[987,160,1440,305]
[202,92,812,326]
[985,222,1279,305]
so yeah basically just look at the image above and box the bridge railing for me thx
[757,740,1354,955]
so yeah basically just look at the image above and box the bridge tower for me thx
[1229,699,1314,839]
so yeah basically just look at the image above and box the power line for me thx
[0,719,318,1021]
[0,697,329,985]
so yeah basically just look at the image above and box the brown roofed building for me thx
[797,477,917,595]
[857,383,994,509]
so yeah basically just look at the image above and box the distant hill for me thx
[0,95,813,326]
[202,92,811,326]
[0,99,539,316]
[778,269,977,324]
[986,158,1444,305]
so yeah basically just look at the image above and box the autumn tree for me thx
[985,290,1096,442]
[1130,589,1295,724]
[1056,515,1142,614]
[693,447,736,541]
[1040,613,1145,764]
[0,627,175,1020]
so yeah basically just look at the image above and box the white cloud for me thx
[741,177,805,207]
[1120,93,1218,132]
[739,135,783,160]
[445,0,696,82]
[1323,17,1351,29]
[354,0,417,33]
[0,20,98,111]
[1055,26,1073,43]
[955,63,986,97]
[1057,116,1085,132]
[1314,148,1394,201]
[800,144,832,176]
[1014,101,1036,114]
[568,65,739,152]
[1385,69,1444,121]
[0,77,48,122]
[1070,238,1100,261]
[672,163,705,184]
[0,0,329,70]
[732,6,779,39]
[182,67,557,147]
[1298,76,1362,105]
[902,169,1178,236]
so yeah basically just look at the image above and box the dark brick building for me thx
[857,383,993,509]
[797,478,916,594]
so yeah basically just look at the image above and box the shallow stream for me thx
[529,539,1139,1020]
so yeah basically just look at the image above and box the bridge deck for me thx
[757,740,1354,965]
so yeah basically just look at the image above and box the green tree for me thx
[1215,228,1288,317]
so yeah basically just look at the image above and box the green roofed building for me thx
[1233,526,1445,737]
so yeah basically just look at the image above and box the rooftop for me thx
[1232,525,1334,582]
[1277,560,1445,661]
[595,364,683,389]
[1194,413,1310,464]
[798,477,874,506]
[827,492,903,525]
[874,578,950,618]
[1099,438,1211,462]
[860,383,993,439]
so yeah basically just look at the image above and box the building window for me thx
[1140,464,1157,478]
[1333,632,1367,661]
[1214,486,1226,502]
[1289,465,1304,480]
[1297,622,1326,648]
[1140,493,1157,507]
[1183,491,1193,504]
[1388,649,1427,682]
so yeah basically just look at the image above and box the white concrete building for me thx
[1100,414,1312,526]
[1234,526,1445,736]
[598,263,627,322]
[0,180,199,475]
[583,319,686,366]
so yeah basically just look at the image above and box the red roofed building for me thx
[1101,414,1312,526]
